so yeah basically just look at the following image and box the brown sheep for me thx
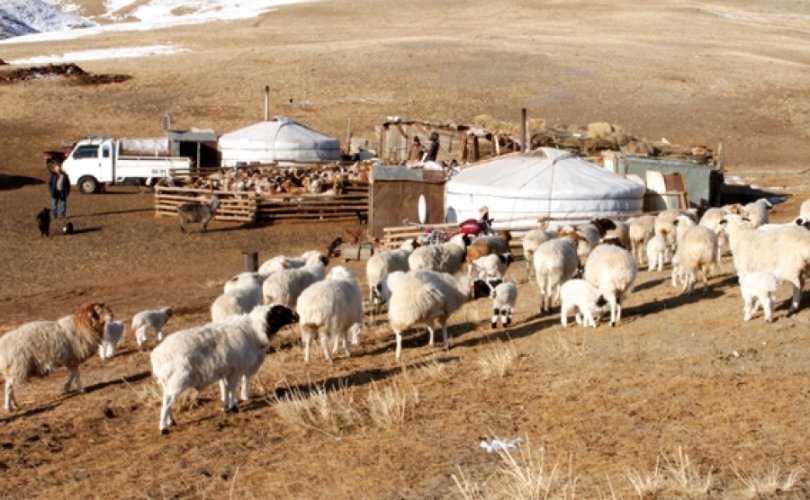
[465,231,512,276]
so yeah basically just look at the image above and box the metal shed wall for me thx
[369,165,446,240]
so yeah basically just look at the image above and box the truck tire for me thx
[77,176,99,194]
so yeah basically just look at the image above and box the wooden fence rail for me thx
[154,184,369,225]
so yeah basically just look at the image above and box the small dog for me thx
[36,208,50,237]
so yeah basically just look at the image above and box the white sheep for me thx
[131,307,173,349]
[223,272,267,294]
[559,279,606,328]
[211,285,262,323]
[722,214,810,314]
[380,270,472,362]
[628,215,656,265]
[739,271,780,323]
[472,252,513,281]
[591,218,630,249]
[258,249,324,275]
[261,252,327,308]
[645,234,670,272]
[742,198,773,228]
[366,238,419,307]
[99,320,125,360]
[150,304,299,433]
[521,227,557,278]
[532,237,579,313]
[572,223,601,267]
[297,266,364,363]
[583,244,637,327]
[0,303,113,411]
[408,233,470,275]
[673,215,719,295]
[756,216,809,232]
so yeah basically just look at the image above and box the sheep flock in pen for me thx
[2,196,810,432]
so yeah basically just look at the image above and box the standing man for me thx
[48,163,70,218]
[425,131,440,162]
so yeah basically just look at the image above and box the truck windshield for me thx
[73,145,99,159]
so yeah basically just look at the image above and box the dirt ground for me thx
[1,0,810,497]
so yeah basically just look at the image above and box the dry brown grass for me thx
[453,437,579,500]
[366,379,420,429]
[625,447,713,498]
[733,465,802,498]
[271,381,360,435]
[477,341,518,378]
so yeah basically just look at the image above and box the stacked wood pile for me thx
[154,161,371,225]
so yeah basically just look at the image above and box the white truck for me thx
[57,136,192,194]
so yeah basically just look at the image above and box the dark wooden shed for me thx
[167,129,220,168]
[369,165,446,240]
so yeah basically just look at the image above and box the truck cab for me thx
[62,137,112,194]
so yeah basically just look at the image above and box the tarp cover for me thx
[445,147,645,222]
[218,117,341,166]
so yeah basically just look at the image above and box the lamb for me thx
[739,271,780,323]
[670,253,688,289]
[1,303,113,411]
[628,215,656,265]
[177,195,220,233]
[150,304,299,433]
[646,234,670,272]
[472,252,513,281]
[559,279,606,328]
[472,279,518,328]
[379,270,472,362]
[465,231,512,275]
[742,198,773,228]
[131,307,173,349]
[521,227,557,278]
[366,238,420,307]
[532,236,579,313]
[672,215,719,295]
[258,249,325,275]
[722,214,810,314]
[297,266,364,363]
[99,320,125,360]
[408,233,471,275]
[261,252,328,308]
[583,244,637,327]
[654,209,685,251]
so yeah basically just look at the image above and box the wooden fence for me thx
[154,184,369,224]
[381,212,647,251]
